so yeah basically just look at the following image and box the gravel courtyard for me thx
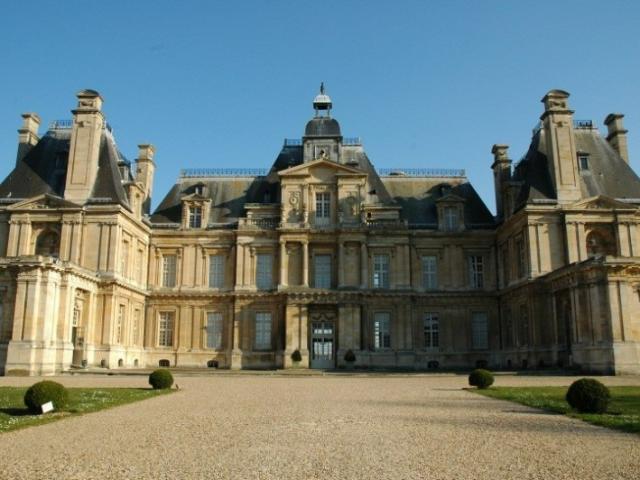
[0,373,638,479]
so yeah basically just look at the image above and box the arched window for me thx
[35,230,60,257]
[586,230,616,257]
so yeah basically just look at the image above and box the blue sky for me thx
[1,1,639,212]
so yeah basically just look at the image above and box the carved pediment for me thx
[436,193,466,204]
[278,159,364,178]
[6,194,80,211]
[571,195,636,211]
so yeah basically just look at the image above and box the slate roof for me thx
[304,117,341,137]
[512,126,640,209]
[0,128,132,210]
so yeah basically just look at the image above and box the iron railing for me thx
[180,168,268,177]
[48,119,113,133]
[377,168,465,177]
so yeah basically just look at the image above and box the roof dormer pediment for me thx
[570,195,637,211]
[6,193,81,211]
[278,159,365,178]
[436,193,466,204]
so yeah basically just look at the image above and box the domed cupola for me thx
[303,83,343,162]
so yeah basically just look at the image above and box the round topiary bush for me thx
[468,369,494,389]
[148,369,174,390]
[566,378,610,414]
[344,349,356,363]
[24,380,69,413]
[291,349,302,363]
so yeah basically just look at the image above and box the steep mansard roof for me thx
[0,128,133,210]
[150,144,494,228]
[512,127,640,209]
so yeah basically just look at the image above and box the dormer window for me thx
[194,184,204,196]
[188,206,202,228]
[443,207,458,231]
[578,154,589,171]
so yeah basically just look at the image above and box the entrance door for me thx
[310,320,335,369]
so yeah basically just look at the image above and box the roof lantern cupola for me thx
[313,82,332,117]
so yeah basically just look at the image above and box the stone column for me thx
[338,241,345,287]
[360,242,368,288]
[231,301,243,369]
[279,240,288,288]
[302,241,309,287]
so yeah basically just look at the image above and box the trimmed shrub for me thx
[148,369,174,390]
[24,380,69,413]
[468,369,494,389]
[566,378,610,414]
[344,349,356,363]
[291,349,302,363]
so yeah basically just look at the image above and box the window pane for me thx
[162,255,177,287]
[444,207,458,231]
[469,255,484,288]
[372,254,390,289]
[314,254,331,288]
[315,192,330,225]
[255,312,272,349]
[256,254,273,290]
[209,255,225,288]
[189,206,202,228]
[373,312,391,349]
[207,312,223,349]
[424,313,439,348]
[471,312,488,349]
[422,255,437,289]
[158,312,174,347]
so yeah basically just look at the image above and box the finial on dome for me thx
[313,83,332,117]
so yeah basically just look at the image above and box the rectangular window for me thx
[206,312,223,349]
[443,206,458,231]
[516,238,527,279]
[501,246,509,287]
[255,312,272,349]
[162,255,177,287]
[471,312,489,350]
[373,312,391,349]
[256,253,273,290]
[189,206,202,228]
[132,309,141,346]
[158,312,174,347]
[372,254,390,289]
[469,255,484,288]
[423,313,439,348]
[208,255,225,288]
[315,192,330,225]
[579,155,589,171]
[314,254,331,289]
[116,304,125,344]
[422,255,437,289]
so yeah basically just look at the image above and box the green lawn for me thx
[0,387,172,433]
[475,386,640,434]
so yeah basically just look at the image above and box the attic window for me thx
[194,184,204,195]
[578,154,589,171]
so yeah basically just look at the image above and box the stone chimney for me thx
[604,113,629,163]
[540,89,580,203]
[16,113,41,165]
[135,144,156,203]
[491,144,511,219]
[64,89,105,204]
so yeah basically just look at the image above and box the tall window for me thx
[314,254,331,288]
[516,238,526,279]
[423,313,439,348]
[189,206,202,228]
[501,246,509,286]
[372,254,390,289]
[443,206,458,231]
[519,304,529,346]
[116,304,125,344]
[162,255,177,287]
[469,255,484,288]
[471,312,489,350]
[373,312,391,349]
[422,255,437,289]
[132,309,141,346]
[158,312,174,347]
[315,192,330,225]
[209,255,225,288]
[35,230,60,257]
[206,312,223,349]
[578,155,589,171]
[255,312,272,349]
[256,253,273,290]
[121,240,130,278]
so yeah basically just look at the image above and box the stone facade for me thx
[0,87,639,375]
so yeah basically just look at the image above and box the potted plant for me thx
[291,349,302,368]
[344,349,356,369]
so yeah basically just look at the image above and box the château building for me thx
[0,87,639,375]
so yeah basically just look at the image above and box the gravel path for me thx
[0,374,638,479]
